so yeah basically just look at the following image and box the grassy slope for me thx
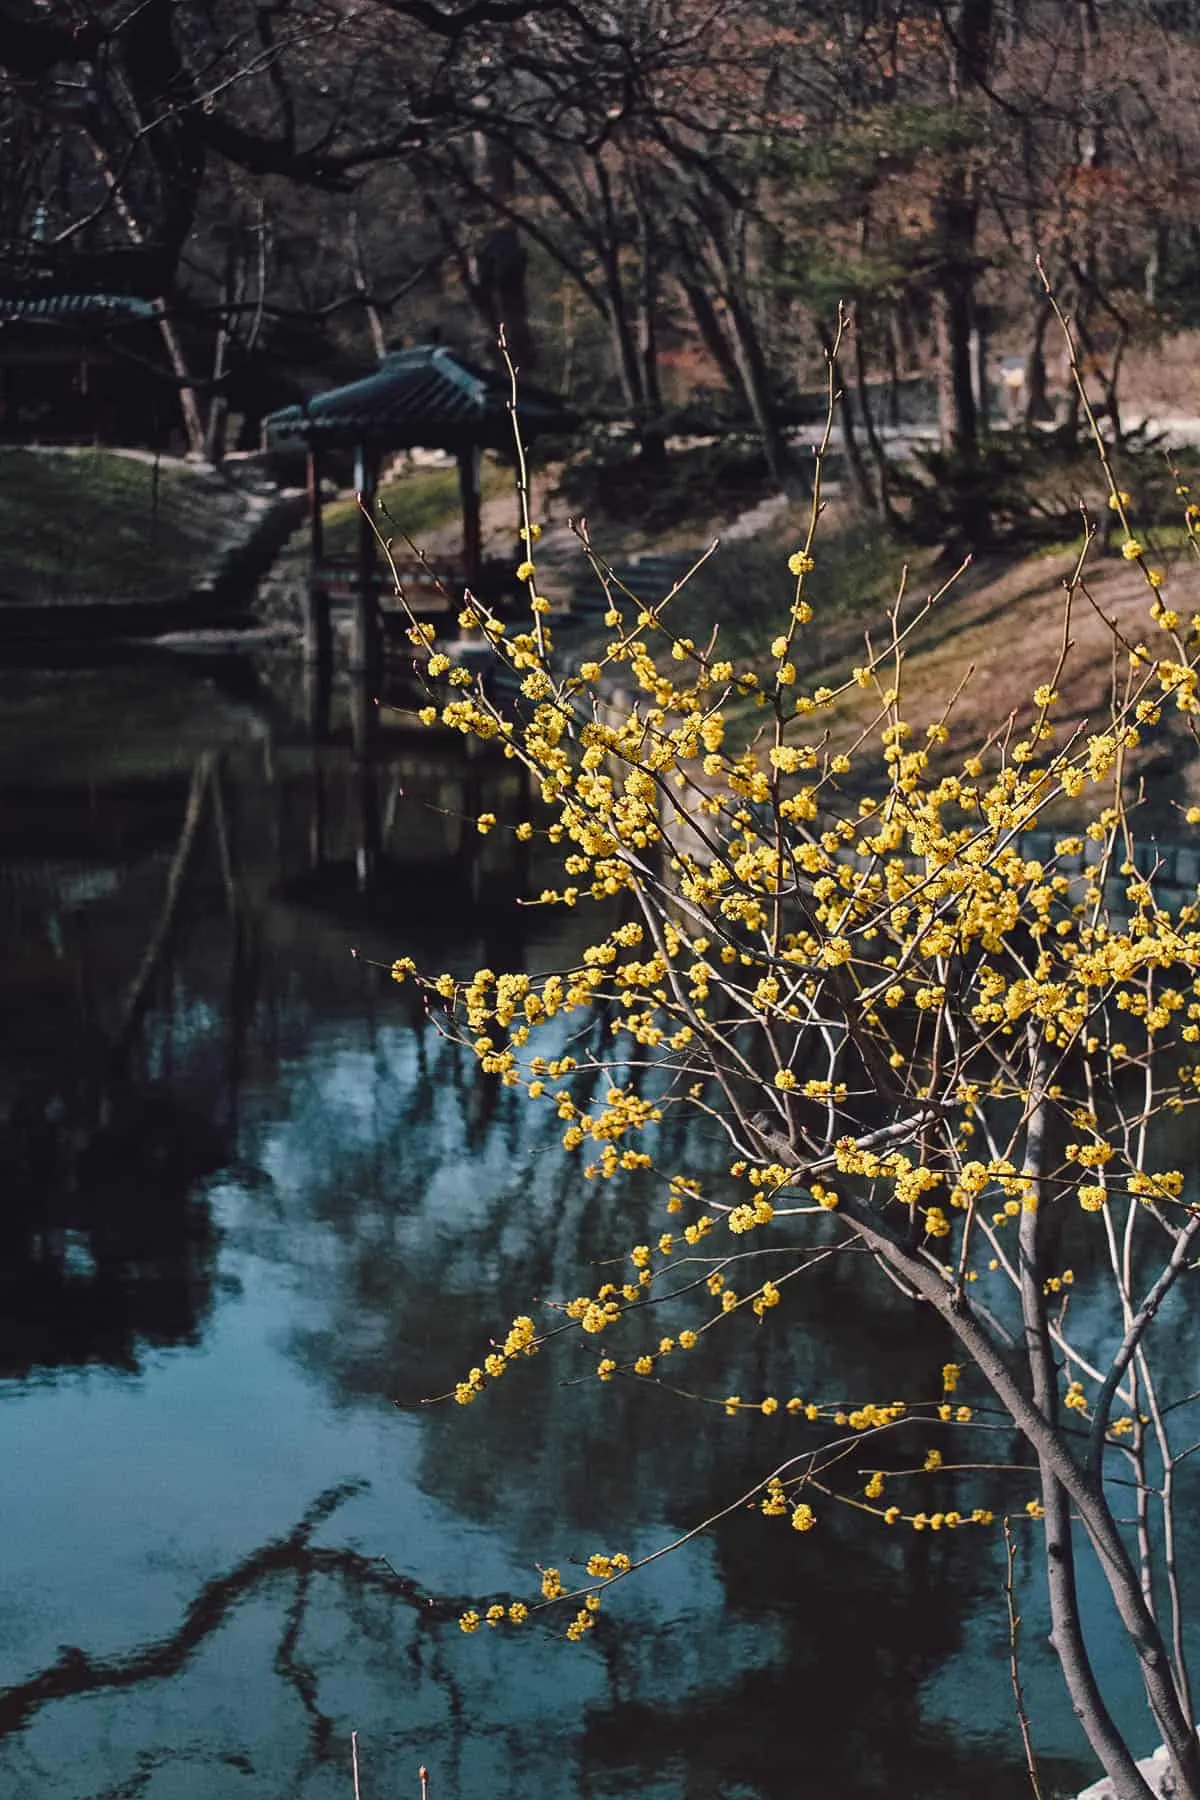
[622,486,1200,821]
[0,447,509,608]
[680,509,914,660]
[319,457,512,561]
[819,543,1200,815]
[0,448,251,604]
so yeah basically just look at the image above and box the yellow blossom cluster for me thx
[453,1315,539,1405]
[408,394,1200,1649]
[885,1508,994,1531]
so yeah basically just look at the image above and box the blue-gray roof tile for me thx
[263,344,574,451]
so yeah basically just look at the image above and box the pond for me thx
[0,652,1190,1800]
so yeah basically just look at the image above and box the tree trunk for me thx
[601,242,666,467]
[932,0,991,457]
[468,133,535,369]
[932,179,980,455]
[593,160,665,464]
[88,142,208,456]
[679,276,744,397]
[152,299,207,458]
[1024,298,1053,426]
[349,210,389,363]
[204,244,239,465]
[679,220,789,485]
[632,180,666,467]
[752,1101,1200,1800]
[820,323,877,513]
[850,308,899,524]
[1144,221,1169,308]
[1017,1072,1161,1800]
[723,284,790,486]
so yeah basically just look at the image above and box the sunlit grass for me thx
[320,456,511,560]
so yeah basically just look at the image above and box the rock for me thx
[1077,1744,1174,1800]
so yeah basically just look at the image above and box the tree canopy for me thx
[6,1,1200,470]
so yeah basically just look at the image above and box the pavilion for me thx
[263,343,575,672]
[0,292,160,444]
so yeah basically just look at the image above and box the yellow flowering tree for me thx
[389,321,1200,1800]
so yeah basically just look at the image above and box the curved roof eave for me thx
[262,344,576,452]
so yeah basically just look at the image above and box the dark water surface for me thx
[0,656,1189,1800]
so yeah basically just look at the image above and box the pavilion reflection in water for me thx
[0,660,537,1383]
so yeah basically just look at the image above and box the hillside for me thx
[0,448,299,615]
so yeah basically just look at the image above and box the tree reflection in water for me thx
[0,1484,415,1738]
[0,751,234,1379]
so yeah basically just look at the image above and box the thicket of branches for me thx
[383,321,1200,1800]
[6,1,1200,475]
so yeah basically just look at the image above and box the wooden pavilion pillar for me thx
[457,443,483,591]
[304,445,332,676]
[352,440,382,679]
[350,669,381,890]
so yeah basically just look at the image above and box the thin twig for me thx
[1004,1517,1045,1800]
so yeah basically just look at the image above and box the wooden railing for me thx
[313,555,524,617]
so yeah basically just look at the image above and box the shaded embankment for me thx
[0,447,306,643]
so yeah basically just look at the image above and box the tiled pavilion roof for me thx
[263,344,575,453]
[0,293,159,336]
[0,293,158,327]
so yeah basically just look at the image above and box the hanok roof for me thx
[262,344,575,453]
[0,293,158,328]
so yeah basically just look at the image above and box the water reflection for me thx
[0,1482,430,1740]
[0,656,1159,1800]
[0,1081,221,1378]
[0,745,235,1378]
